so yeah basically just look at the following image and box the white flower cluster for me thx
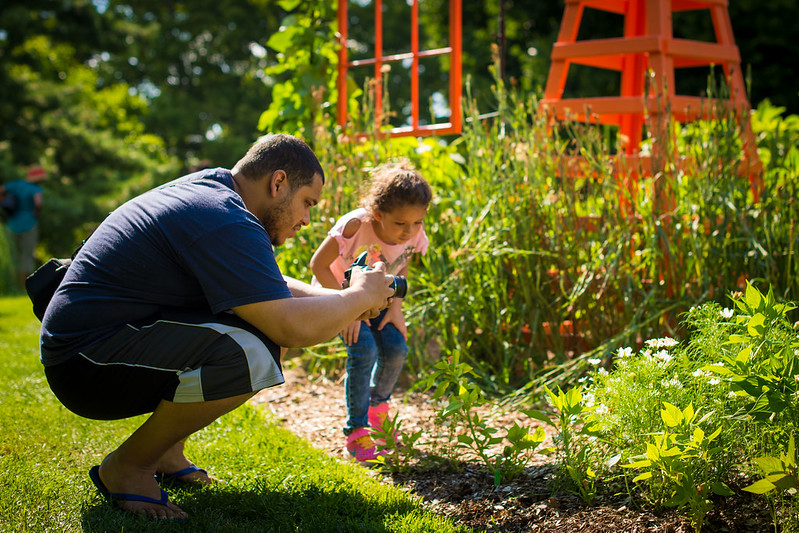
[616,346,634,358]
[664,378,683,389]
[653,350,674,365]
[583,391,596,407]
[721,308,734,319]
[645,337,679,349]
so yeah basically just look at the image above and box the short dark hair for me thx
[233,133,325,189]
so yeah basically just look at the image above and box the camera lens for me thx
[391,276,407,298]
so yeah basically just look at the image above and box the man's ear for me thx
[269,170,287,197]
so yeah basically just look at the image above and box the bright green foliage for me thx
[258,1,340,139]
[525,387,601,503]
[751,99,799,173]
[586,338,690,445]
[420,352,547,485]
[622,402,731,533]
[583,286,797,532]
[705,282,799,424]
[372,416,423,474]
[744,434,799,495]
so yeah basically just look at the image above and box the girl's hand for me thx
[377,300,407,339]
[342,320,365,345]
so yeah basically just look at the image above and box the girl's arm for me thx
[310,219,368,344]
[310,218,361,290]
[309,235,342,290]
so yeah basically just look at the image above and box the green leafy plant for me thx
[743,433,799,533]
[525,386,599,503]
[422,352,546,485]
[744,434,799,496]
[704,282,799,424]
[622,402,732,533]
[372,416,423,474]
[258,0,340,139]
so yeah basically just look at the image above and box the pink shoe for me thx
[368,403,401,446]
[368,402,391,429]
[346,427,384,463]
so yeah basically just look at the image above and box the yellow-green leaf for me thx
[745,282,763,308]
[693,427,705,445]
[754,456,783,475]
[683,403,695,423]
[661,402,683,427]
[748,313,766,337]
[646,442,660,461]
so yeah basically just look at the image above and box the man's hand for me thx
[347,261,394,315]
[233,263,394,348]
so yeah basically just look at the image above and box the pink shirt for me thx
[312,208,429,287]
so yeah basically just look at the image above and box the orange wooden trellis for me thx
[540,0,762,199]
[336,0,462,138]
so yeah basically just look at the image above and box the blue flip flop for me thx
[89,465,184,521]
[154,465,208,484]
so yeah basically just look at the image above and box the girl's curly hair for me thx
[359,160,432,218]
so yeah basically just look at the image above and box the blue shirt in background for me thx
[4,179,43,234]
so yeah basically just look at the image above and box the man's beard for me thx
[261,195,292,246]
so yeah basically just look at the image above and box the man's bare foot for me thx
[96,455,188,520]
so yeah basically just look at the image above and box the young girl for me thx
[310,161,432,464]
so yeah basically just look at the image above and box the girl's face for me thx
[373,204,428,245]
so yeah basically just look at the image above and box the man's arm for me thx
[283,275,336,298]
[233,265,393,348]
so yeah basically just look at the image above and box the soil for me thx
[251,366,780,532]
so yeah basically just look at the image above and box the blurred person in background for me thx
[0,164,46,290]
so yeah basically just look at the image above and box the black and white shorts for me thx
[44,310,283,420]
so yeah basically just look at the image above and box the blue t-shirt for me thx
[4,179,43,234]
[40,168,292,366]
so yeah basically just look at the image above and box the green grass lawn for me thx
[0,296,469,533]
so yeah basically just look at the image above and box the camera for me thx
[342,251,408,298]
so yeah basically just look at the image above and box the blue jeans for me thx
[343,308,407,433]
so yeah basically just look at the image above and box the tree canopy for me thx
[1,0,796,260]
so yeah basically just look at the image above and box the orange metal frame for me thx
[541,0,756,156]
[540,0,762,208]
[336,0,462,138]
[540,0,763,301]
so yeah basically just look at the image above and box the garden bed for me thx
[252,367,777,532]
